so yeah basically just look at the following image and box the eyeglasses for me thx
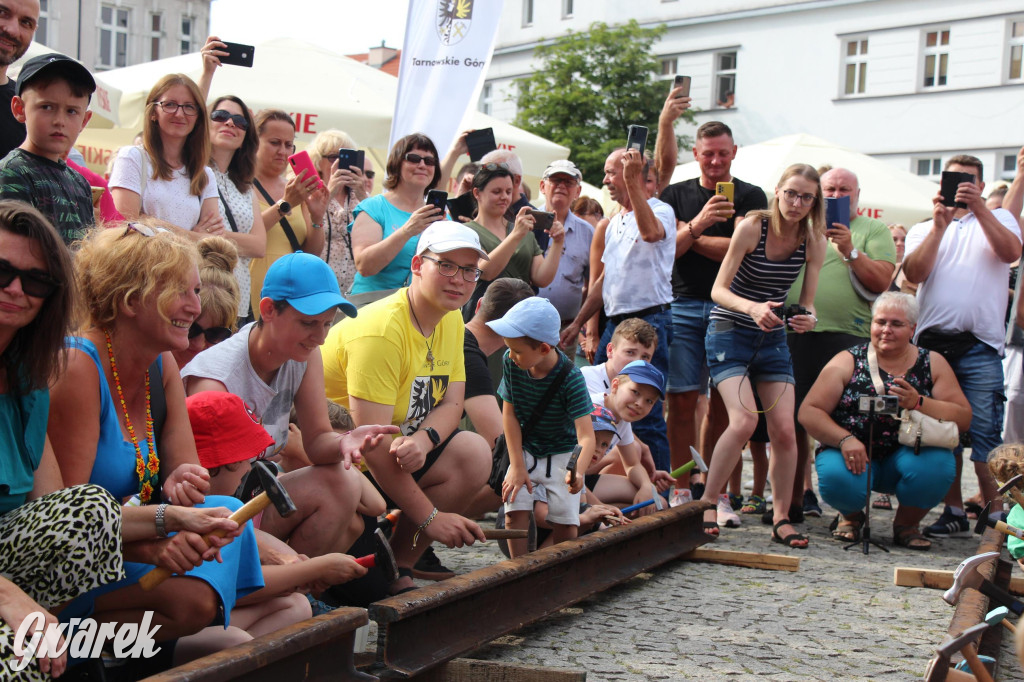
[404,152,437,167]
[545,175,578,187]
[153,101,199,116]
[364,170,375,179]
[481,162,509,171]
[421,255,482,282]
[121,222,169,238]
[0,258,60,298]
[188,322,233,345]
[210,109,248,130]
[781,189,817,206]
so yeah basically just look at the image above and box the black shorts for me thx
[788,332,864,411]
[367,428,461,509]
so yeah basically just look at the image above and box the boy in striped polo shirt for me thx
[487,297,597,558]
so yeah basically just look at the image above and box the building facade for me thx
[36,0,211,73]
[483,0,1023,184]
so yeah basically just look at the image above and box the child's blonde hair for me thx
[987,443,1024,484]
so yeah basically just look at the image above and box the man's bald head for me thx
[820,167,861,215]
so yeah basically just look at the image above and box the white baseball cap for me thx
[416,221,490,260]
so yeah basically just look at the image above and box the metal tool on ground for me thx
[565,444,582,483]
[984,606,1016,634]
[140,461,296,591]
[998,474,1024,508]
[668,446,709,479]
[355,528,400,583]
[942,552,1024,615]
[975,502,1024,540]
[936,623,995,682]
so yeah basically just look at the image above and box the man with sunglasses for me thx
[323,221,491,593]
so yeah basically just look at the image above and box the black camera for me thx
[779,304,809,323]
[857,395,899,416]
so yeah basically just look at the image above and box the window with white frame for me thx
[843,37,868,95]
[915,158,942,177]
[1009,19,1024,82]
[714,51,737,108]
[149,13,162,62]
[522,0,533,27]
[660,58,677,78]
[479,82,493,115]
[180,16,195,55]
[36,0,48,46]
[562,0,573,19]
[1001,152,1019,181]
[99,5,130,69]
[922,28,950,88]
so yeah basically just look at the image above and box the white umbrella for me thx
[670,133,939,228]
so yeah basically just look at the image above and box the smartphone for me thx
[626,125,648,156]
[446,191,477,223]
[287,150,323,189]
[465,128,497,162]
[825,195,851,228]
[715,181,734,204]
[672,75,691,98]
[219,41,255,68]
[941,171,975,209]
[337,148,365,173]
[425,189,448,217]
[528,210,555,232]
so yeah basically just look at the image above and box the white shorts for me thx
[505,449,581,526]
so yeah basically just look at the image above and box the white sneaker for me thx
[717,494,741,528]
[669,487,693,507]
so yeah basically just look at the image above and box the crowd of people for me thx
[1,2,1024,676]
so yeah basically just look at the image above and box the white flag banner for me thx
[389,0,504,159]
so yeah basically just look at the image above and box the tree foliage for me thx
[513,20,694,186]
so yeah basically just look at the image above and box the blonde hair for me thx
[308,129,357,169]
[197,236,240,330]
[988,444,1024,484]
[755,163,825,243]
[75,222,199,329]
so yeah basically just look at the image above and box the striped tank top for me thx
[710,217,807,331]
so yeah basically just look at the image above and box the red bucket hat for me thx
[186,392,275,469]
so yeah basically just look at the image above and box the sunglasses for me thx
[121,222,169,238]
[188,322,233,345]
[481,162,509,171]
[0,258,60,298]
[211,109,249,131]
[404,152,437,167]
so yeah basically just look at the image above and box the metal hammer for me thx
[355,528,400,583]
[942,551,1024,616]
[999,474,1024,508]
[985,605,1016,634]
[975,502,1024,541]
[936,623,994,682]
[566,444,583,483]
[139,461,296,590]
[668,446,709,479]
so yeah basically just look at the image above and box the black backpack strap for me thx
[254,178,301,252]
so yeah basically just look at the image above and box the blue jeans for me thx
[816,446,956,515]
[947,342,1005,463]
[596,308,672,471]
[667,297,714,393]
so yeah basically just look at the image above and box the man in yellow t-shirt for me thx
[323,221,491,593]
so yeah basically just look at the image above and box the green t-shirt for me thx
[787,215,896,337]
[466,219,542,284]
[0,149,94,245]
[1008,503,1024,559]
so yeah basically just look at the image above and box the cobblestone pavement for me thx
[365,484,1024,680]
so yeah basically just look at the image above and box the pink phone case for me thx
[287,151,324,190]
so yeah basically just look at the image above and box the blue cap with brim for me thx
[618,360,666,399]
[485,296,560,347]
[261,251,357,318]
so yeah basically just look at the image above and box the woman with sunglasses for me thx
[173,236,239,370]
[699,163,827,548]
[110,74,224,238]
[248,109,326,317]
[308,129,365,295]
[349,133,444,297]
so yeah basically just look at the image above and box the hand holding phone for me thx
[940,171,975,209]
[425,190,448,219]
[337,148,365,173]
[465,128,497,162]
[626,125,649,157]
[825,195,850,228]
[671,75,691,99]
[219,41,255,68]
[288,151,324,191]
[715,182,734,205]
[527,210,555,232]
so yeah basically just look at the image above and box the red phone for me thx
[287,150,324,190]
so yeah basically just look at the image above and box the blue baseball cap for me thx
[618,360,666,399]
[485,296,560,346]
[590,404,618,434]
[261,251,357,317]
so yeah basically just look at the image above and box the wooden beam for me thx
[411,658,586,681]
[681,548,800,572]
[895,567,1024,595]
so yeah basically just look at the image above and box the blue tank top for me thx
[710,217,807,331]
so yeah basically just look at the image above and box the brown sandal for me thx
[893,524,931,551]
[830,511,863,542]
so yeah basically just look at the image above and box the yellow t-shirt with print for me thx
[323,288,466,435]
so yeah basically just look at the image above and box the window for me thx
[479,82,492,116]
[180,16,195,55]
[1001,152,1019,181]
[522,0,533,27]
[99,5,130,69]
[149,14,162,62]
[561,0,573,19]
[714,51,737,108]
[1010,19,1024,81]
[843,38,868,95]
[915,158,942,177]
[660,58,677,78]
[922,28,950,88]
[36,0,48,46]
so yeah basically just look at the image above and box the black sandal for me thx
[771,519,809,549]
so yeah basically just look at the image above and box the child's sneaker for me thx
[923,506,971,538]
[669,487,693,507]
[717,494,741,528]
[728,492,744,510]
[740,494,766,515]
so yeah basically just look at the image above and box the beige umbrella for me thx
[669,133,939,228]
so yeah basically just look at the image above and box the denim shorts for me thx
[705,319,795,387]
[667,297,714,393]
[947,342,1006,463]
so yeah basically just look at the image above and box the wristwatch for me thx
[276,200,292,217]
[845,248,859,262]
[423,426,441,447]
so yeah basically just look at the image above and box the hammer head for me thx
[688,446,709,474]
[936,622,989,659]
[373,528,400,583]
[252,460,297,518]
[974,502,993,535]
[943,552,999,606]
[999,474,1024,497]
[985,606,1010,627]
[651,483,666,511]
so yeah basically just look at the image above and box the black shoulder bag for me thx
[487,358,572,496]
[253,179,301,253]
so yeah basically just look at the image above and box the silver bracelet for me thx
[837,434,856,450]
[155,504,169,537]
[412,507,438,549]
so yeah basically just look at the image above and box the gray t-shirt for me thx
[181,323,306,457]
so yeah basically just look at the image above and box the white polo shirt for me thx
[601,197,676,317]
[905,207,1021,354]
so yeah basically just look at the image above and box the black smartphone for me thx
[446,191,477,223]
[528,210,555,232]
[465,128,497,162]
[626,125,648,156]
[219,41,255,68]
[337,148,364,172]
[825,195,850,228]
[672,75,691,98]
[941,171,975,209]
[425,189,448,216]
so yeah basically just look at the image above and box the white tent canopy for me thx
[670,133,939,228]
